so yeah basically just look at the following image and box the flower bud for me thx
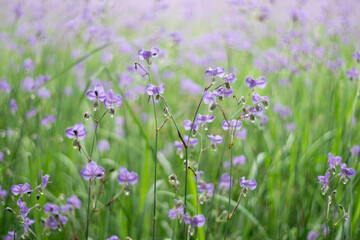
[155,94,160,101]
[255,105,260,112]
[124,183,131,196]
[109,107,115,118]
[240,96,246,104]
[262,99,269,108]
[209,102,217,112]
[225,82,231,90]
[72,139,80,149]
[249,114,255,122]
[83,112,90,120]
[93,100,99,111]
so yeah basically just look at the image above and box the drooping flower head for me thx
[168,199,184,220]
[104,89,123,109]
[86,84,106,111]
[80,161,105,180]
[340,163,356,178]
[17,199,29,217]
[65,123,87,140]
[207,135,223,147]
[43,202,60,214]
[202,91,217,112]
[24,218,35,232]
[11,183,31,195]
[327,153,342,172]
[196,114,215,123]
[138,47,160,64]
[41,170,50,190]
[346,67,359,80]
[145,83,165,101]
[184,213,206,227]
[183,120,199,132]
[118,167,139,185]
[223,73,236,84]
[318,171,330,194]
[245,76,267,89]
[184,135,199,147]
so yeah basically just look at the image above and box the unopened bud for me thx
[109,107,115,118]
[155,94,160,101]
[72,139,80,149]
[83,112,90,120]
[262,100,269,108]
[240,96,246,104]
[93,100,100,111]
[225,82,231,90]
[255,105,260,112]
[209,102,217,112]
[249,114,255,122]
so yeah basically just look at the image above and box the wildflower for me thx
[17,199,29,217]
[138,47,160,64]
[24,218,35,232]
[44,215,59,230]
[10,99,18,113]
[11,183,31,195]
[86,84,106,111]
[252,92,269,108]
[236,128,247,140]
[202,91,217,111]
[59,214,68,225]
[318,172,330,195]
[239,177,257,190]
[65,122,87,140]
[26,108,37,118]
[214,87,233,100]
[194,171,204,182]
[223,73,236,84]
[205,67,225,78]
[234,155,246,165]
[184,135,198,147]
[327,153,342,173]
[66,195,82,209]
[221,119,242,131]
[350,145,360,156]
[353,51,360,62]
[41,115,56,127]
[207,135,223,150]
[43,202,60,214]
[23,58,34,70]
[81,162,105,180]
[118,167,139,185]
[37,87,51,99]
[196,114,215,130]
[0,152,3,161]
[306,231,319,240]
[145,83,165,101]
[184,213,206,227]
[168,199,184,219]
[104,89,123,117]
[181,79,202,94]
[4,232,16,240]
[0,185,8,198]
[198,183,214,197]
[245,76,267,89]
[340,163,356,184]
[346,67,359,80]
[98,139,110,152]
[107,236,120,240]
[22,77,36,92]
[218,173,233,191]
[0,79,11,93]
[41,170,50,190]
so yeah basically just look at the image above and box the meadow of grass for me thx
[0,0,359,239]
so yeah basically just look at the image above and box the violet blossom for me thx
[118,167,139,185]
[0,79,11,93]
[340,163,356,183]
[11,183,31,195]
[245,76,267,89]
[218,173,233,191]
[221,119,242,131]
[145,83,165,100]
[138,47,160,64]
[24,218,35,232]
[327,153,342,173]
[184,213,206,227]
[205,67,225,77]
[239,177,257,190]
[86,84,106,111]
[65,122,87,140]
[17,199,29,217]
[41,170,50,190]
[346,67,359,80]
[318,171,330,194]
[80,161,105,180]
[168,199,184,220]
[41,115,56,127]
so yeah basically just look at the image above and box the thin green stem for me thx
[224,130,234,240]
[152,96,158,240]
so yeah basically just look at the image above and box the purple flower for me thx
[107,236,120,240]
[327,153,342,170]
[24,218,35,232]
[340,163,356,178]
[41,170,50,190]
[86,84,106,102]
[0,79,11,93]
[41,115,56,127]
[37,87,51,99]
[353,51,360,62]
[205,67,225,77]
[66,195,82,209]
[4,232,16,240]
[221,119,242,131]
[81,162,105,180]
[138,47,160,60]
[168,199,184,219]
[245,76,267,89]
[104,89,123,108]
[98,139,110,152]
[10,98,18,113]
[235,128,247,140]
[239,177,257,190]
[184,213,206,227]
[214,87,233,99]
[0,152,3,162]
[26,108,37,118]
[44,215,58,230]
[196,114,215,123]
[181,79,202,95]
[202,91,217,105]
[218,173,233,191]
[23,58,34,70]
[17,199,29,217]
[11,183,31,195]
[183,120,199,131]
[350,145,360,156]
[234,155,246,165]
[65,123,87,140]
[198,183,214,197]
[184,135,198,147]
[118,167,139,185]
[223,73,236,84]
[318,172,330,188]
[43,202,60,214]
[22,77,36,92]
[346,67,359,80]
[207,135,223,145]
[252,93,269,106]
[59,214,68,225]
[145,83,165,97]
[174,141,183,150]
[0,185,8,198]
[307,231,319,240]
